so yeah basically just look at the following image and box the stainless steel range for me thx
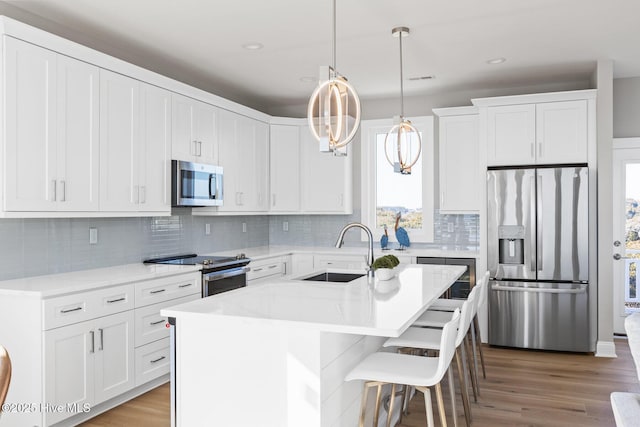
[144,253,251,297]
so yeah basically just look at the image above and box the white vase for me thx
[375,268,395,281]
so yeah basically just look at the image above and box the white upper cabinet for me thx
[100,71,170,213]
[435,108,479,212]
[481,92,593,166]
[215,109,269,213]
[171,93,218,165]
[300,125,352,213]
[4,37,99,212]
[269,124,301,212]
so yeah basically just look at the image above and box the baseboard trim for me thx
[595,340,618,358]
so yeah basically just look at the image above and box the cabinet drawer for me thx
[314,254,367,271]
[43,284,135,330]
[135,337,170,386]
[135,273,201,307]
[247,259,284,281]
[134,293,200,347]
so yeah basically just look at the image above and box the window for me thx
[361,116,434,244]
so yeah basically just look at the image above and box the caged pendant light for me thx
[384,27,421,174]
[307,0,361,156]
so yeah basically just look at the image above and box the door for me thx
[193,99,218,164]
[613,141,640,333]
[486,168,536,280]
[57,54,100,211]
[44,320,95,426]
[4,37,57,211]
[536,166,589,282]
[94,310,135,403]
[270,124,301,211]
[139,83,171,212]
[171,93,197,161]
[100,69,140,211]
[486,104,535,166]
[536,100,588,164]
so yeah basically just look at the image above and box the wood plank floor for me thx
[81,339,639,426]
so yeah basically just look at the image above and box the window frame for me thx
[360,116,435,243]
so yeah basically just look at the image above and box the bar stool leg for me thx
[470,321,481,396]
[358,382,371,427]
[416,386,435,427]
[455,347,472,427]
[447,367,458,427]
[373,383,383,427]
[386,383,397,427]
[461,337,478,403]
[474,316,487,379]
[435,382,448,427]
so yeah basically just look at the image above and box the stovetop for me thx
[144,253,250,270]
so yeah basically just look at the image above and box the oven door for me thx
[202,266,250,297]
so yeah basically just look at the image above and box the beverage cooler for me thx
[417,257,476,299]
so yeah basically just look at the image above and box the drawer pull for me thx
[253,268,263,272]
[98,328,104,351]
[150,319,165,326]
[61,306,83,314]
[178,283,193,288]
[150,289,166,294]
[90,330,95,353]
[107,297,126,304]
[150,356,166,364]
[268,265,278,269]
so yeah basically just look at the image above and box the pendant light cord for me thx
[332,0,337,76]
[399,30,404,118]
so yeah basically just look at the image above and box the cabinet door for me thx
[4,37,57,211]
[193,99,218,164]
[100,70,140,211]
[217,109,241,210]
[240,116,269,211]
[171,93,197,161]
[44,320,95,426]
[94,310,135,404]
[270,125,301,212]
[536,100,588,164]
[438,114,479,212]
[487,104,536,166]
[57,54,100,211]
[300,126,352,212]
[139,83,171,212]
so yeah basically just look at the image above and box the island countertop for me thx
[162,263,465,337]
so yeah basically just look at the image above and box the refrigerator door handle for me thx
[536,174,543,272]
[530,175,537,272]
[491,284,587,294]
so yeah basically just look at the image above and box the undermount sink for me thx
[301,272,365,283]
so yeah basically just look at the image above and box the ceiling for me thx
[5,0,640,113]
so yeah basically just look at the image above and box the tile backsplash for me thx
[0,211,478,281]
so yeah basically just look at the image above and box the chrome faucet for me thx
[335,222,375,279]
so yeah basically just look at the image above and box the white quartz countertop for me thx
[0,263,201,298]
[162,264,465,337]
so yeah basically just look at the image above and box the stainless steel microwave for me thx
[171,160,223,207]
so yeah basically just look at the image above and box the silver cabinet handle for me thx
[272,193,276,207]
[150,356,166,364]
[98,328,104,351]
[60,180,66,202]
[530,142,534,159]
[90,330,95,353]
[253,267,263,272]
[150,289,166,294]
[150,319,165,326]
[193,140,198,156]
[107,297,125,304]
[178,283,193,288]
[133,185,139,204]
[61,306,82,314]
[199,141,203,156]
[51,179,57,202]
[140,186,146,204]
[538,142,543,158]
[268,265,278,269]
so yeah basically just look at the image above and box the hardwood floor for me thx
[81,339,639,426]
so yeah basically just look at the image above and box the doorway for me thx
[613,138,640,334]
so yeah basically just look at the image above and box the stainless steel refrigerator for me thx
[487,165,590,352]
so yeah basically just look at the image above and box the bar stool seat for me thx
[429,298,465,311]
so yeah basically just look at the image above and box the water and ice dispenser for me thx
[497,225,525,265]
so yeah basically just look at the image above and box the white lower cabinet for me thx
[44,310,135,426]
[247,256,288,284]
[135,337,170,387]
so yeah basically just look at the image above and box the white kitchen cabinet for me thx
[171,93,218,164]
[434,108,480,212]
[314,254,368,271]
[4,36,99,212]
[485,98,589,166]
[216,109,269,213]
[247,256,287,284]
[44,310,135,425]
[270,124,301,212]
[289,253,314,276]
[100,71,171,213]
[300,125,353,213]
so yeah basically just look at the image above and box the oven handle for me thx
[204,266,251,282]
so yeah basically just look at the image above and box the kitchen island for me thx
[162,263,464,427]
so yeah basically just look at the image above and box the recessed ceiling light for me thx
[242,42,264,50]
[300,76,316,83]
[408,75,435,81]
[486,57,506,65]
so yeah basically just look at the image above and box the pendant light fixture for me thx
[307,0,361,155]
[384,27,421,174]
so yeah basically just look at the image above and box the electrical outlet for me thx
[89,227,98,244]
[205,223,211,235]
[447,222,454,233]
[242,222,247,233]
[283,221,289,232]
